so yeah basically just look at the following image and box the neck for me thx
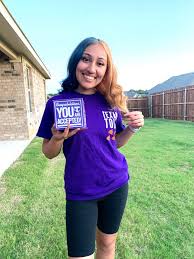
[75,87,97,95]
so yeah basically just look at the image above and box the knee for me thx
[96,236,116,253]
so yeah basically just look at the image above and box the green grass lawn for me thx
[0,119,194,259]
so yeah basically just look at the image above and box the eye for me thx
[98,62,105,67]
[81,56,89,62]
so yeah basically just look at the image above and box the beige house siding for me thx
[0,55,47,140]
[23,57,47,139]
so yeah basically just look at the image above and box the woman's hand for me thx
[51,123,81,142]
[123,111,144,129]
[115,111,144,148]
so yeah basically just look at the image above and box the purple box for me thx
[53,98,87,130]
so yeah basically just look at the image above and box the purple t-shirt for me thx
[36,91,129,200]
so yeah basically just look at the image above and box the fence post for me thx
[162,91,165,119]
[183,88,187,120]
[149,95,152,118]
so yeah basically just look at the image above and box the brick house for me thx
[0,1,51,140]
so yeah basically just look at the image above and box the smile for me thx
[82,74,96,81]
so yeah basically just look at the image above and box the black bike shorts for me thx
[66,182,128,257]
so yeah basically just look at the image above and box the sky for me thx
[3,0,194,93]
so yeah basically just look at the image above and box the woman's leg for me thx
[96,183,129,259]
[96,228,117,259]
[68,254,94,259]
[66,200,97,258]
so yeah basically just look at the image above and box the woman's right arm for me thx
[42,137,64,159]
[42,124,80,159]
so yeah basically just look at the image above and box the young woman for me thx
[37,37,144,259]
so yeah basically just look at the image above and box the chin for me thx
[81,84,97,89]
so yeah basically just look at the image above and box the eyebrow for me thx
[83,52,106,60]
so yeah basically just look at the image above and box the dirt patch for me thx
[0,180,7,195]
[179,162,193,173]
[0,195,23,214]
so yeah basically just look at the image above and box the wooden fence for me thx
[127,97,149,117]
[127,86,194,122]
[150,86,194,121]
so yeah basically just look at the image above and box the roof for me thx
[0,1,51,79]
[148,72,194,94]
[124,90,138,97]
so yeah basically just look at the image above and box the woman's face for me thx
[76,43,107,94]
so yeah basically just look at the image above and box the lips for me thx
[82,73,96,82]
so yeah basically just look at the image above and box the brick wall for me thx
[0,57,47,140]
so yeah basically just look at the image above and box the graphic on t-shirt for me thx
[106,129,116,141]
[102,111,117,141]
[102,111,118,129]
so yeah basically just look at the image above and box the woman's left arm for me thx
[115,111,144,148]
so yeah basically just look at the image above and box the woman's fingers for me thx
[63,123,70,138]
[123,111,144,128]
[123,112,144,122]
[66,128,81,139]
[52,122,83,141]
[51,123,61,136]
[63,124,81,139]
[123,111,144,119]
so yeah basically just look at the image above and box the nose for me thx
[87,61,96,74]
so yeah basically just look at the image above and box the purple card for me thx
[53,98,87,130]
